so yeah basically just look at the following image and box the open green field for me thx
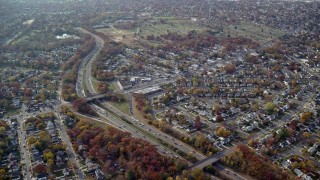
[224,22,286,44]
[96,17,285,47]
[139,18,208,37]
[96,17,209,47]
[108,101,130,115]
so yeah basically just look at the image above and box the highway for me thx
[76,29,207,161]
[213,163,248,180]
[94,103,206,160]
[75,27,104,98]
[89,105,187,160]
[73,27,256,179]
[187,147,234,170]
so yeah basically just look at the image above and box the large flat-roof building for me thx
[133,86,163,97]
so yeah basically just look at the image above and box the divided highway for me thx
[75,27,104,98]
[75,28,207,161]
[74,28,248,180]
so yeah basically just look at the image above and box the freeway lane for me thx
[76,28,207,161]
[80,29,104,95]
[75,27,104,98]
[90,105,187,160]
[101,102,206,160]
[187,147,234,170]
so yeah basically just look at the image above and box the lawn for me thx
[223,22,286,44]
[156,113,163,119]
[139,18,208,37]
[107,101,130,115]
[96,17,209,47]
[73,112,110,130]
[108,82,119,92]
[5,108,21,116]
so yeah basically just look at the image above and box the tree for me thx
[33,164,47,175]
[126,169,136,180]
[224,64,236,74]
[303,132,311,139]
[0,127,5,136]
[177,114,186,125]
[213,103,221,114]
[300,112,313,123]
[211,85,219,94]
[215,115,224,122]
[248,138,257,147]
[43,150,54,161]
[264,102,276,114]
[97,82,109,94]
[216,126,231,138]
[194,116,201,130]
[72,98,97,116]
[72,98,87,111]
[28,136,37,145]
[37,123,45,130]
[0,169,6,179]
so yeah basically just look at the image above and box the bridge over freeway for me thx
[187,147,234,170]
[84,93,113,102]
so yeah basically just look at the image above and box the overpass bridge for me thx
[84,93,115,102]
[187,147,234,170]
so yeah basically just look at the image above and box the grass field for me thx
[139,18,208,37]
[96,17,285,47]
[78,114,110,130]
[5,108,21,116]
[108,82,119,91]
[96,17,208,47]
[108,101,130,115]
[224,22,286,44]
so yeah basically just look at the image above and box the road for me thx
[9,100,86,179]
[77,29,207,161]
[176,106,219,130]
[187,147,234,170]
[75,27,104,98]
[56,114,85,179]
[213,163,249,180]
[90,104,187,160]
[16,105,32,180]
[100,101,206,160]
[74,27,262,179]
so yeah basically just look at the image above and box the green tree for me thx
[43,151,54,161]
[126,169,136,180]
[264,102,276,114]
[28,136,37,145]
[0,127,5,136]
[37,123,45,130]
[0,168,6,179]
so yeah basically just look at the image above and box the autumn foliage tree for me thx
[33,164,47,176]
[68,120,189,179]
[194,116,201,130]
[224,63,236,74]
[300,112,313,123]
[215,126,231,138]
[97,82,109,94]
[61,35,96,101]
[72,98,97,116]
[221,144,295,180]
